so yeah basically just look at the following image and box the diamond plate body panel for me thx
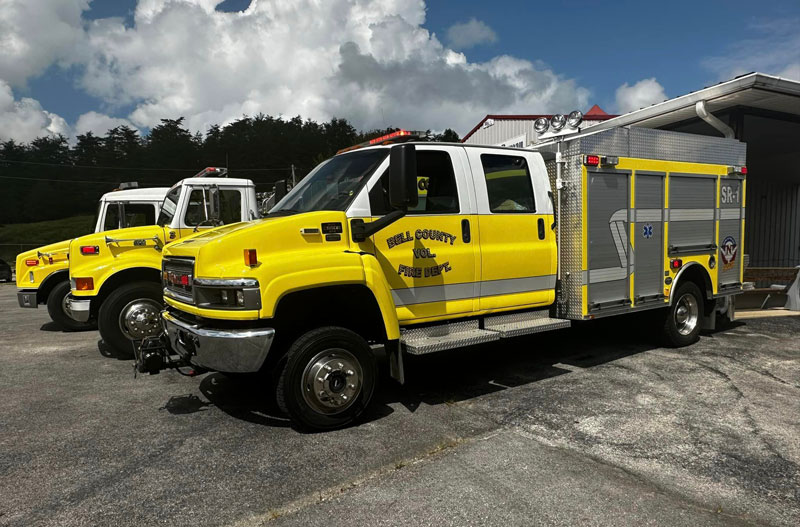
[484,311,571,337]
[401,320,499,355]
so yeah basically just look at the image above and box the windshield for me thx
[157,186,181,226]
[272,149,388,213]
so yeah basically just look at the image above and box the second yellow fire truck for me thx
[136,123,746,431]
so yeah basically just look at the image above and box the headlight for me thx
[534,117,549,134]
[550,114,566,131]
[187,277,261,310]
[567,110,583,128]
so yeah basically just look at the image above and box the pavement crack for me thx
[232,436,470,526]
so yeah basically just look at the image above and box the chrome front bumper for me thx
[162,311,274,373]
[17,291,38,308]
[65,295,92,322]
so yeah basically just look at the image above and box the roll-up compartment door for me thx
[718,177,744,288]
[587,170,631,310]
[634,172,665,302]
[667,175,717,255]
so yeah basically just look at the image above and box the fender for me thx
[669,261,713,305]
[37,269,69,303]
[260,251,400,341]
[69,226,167,297]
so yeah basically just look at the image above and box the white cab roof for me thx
[100,187,170,202]
[179,177,255,187]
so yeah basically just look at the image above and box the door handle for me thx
[538,218,545,240]
[461,219,471,243]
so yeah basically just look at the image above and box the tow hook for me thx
[134,334,172,375]
[134,334,206,377]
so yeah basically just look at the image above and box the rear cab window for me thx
[480,153,536,213]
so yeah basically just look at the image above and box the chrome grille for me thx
[163,257,195,304]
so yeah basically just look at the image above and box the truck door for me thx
[465,148,556,311]
[367,146,478,323]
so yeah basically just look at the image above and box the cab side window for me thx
[369,150,460,215]
[123,203,156,228]
[481,154,535,213]
[103,204,120,230]
[184,189,242,225]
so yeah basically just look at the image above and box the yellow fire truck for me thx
[136,123,746,431]
[65,168,258,356]
[15,186,168,330]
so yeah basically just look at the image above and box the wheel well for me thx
[270,285,387,349]
[94,267,162,316]
[37,270,69,304]
[673,263,714,313]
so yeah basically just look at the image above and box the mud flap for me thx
[386,339,404,385]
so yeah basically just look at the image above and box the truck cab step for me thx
[483,311,571,338]
[401,320,499,355]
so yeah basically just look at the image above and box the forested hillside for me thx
[0,115,458,224]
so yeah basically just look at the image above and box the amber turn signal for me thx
[244,249,258,267]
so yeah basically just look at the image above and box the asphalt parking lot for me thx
[0,283,798,527]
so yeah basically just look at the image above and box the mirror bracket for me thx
[351,209,406,242]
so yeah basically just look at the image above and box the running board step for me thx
[483,311,571,338]
[401,320,499,355]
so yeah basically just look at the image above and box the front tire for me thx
[661,281,703,347]
[276,327,377,431]
[47,280,95,331]
[97,281,163,358]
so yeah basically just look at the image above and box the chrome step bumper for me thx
[162,311,274,373]
[65,295,91,322]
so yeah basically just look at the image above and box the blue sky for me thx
[1,0,798,141]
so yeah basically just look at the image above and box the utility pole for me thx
[291,164,296,186]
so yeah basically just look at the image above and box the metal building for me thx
[461,105,617,147]
[464,73,800,269]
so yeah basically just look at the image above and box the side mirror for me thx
[389,144,418,210]
[273,179,288,203]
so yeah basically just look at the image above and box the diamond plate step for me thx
[401,320,499,355]
[483,311,571,338]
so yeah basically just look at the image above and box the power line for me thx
[0,158,201,171]
[0,157,302,172]
[0,175,118,185]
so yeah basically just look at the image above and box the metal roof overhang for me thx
[590,73,800,131]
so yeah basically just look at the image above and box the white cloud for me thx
[702,18,800,81]
[446,18,498,50]
[615,78,667,114]
[0,0,89,88]
[0,79,70,142]
[0,0,591,140]
[72,0,588,135]
[74,111,138,137]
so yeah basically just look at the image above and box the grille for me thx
[163,257,195,303]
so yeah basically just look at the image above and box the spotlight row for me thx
[534,110,584,134]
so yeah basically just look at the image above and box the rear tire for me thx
[661,281,703,347]
[98,281,163,358]
[276,327,377,431]
[47,280,95,331]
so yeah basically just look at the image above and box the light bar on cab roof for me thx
[337,129,426,154]
[190,167,228,178]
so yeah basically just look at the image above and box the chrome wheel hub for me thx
[302,349,362,415]
[674,293,699,336]
[119,299,162,340]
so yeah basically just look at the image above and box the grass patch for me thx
[0,215,95,262]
